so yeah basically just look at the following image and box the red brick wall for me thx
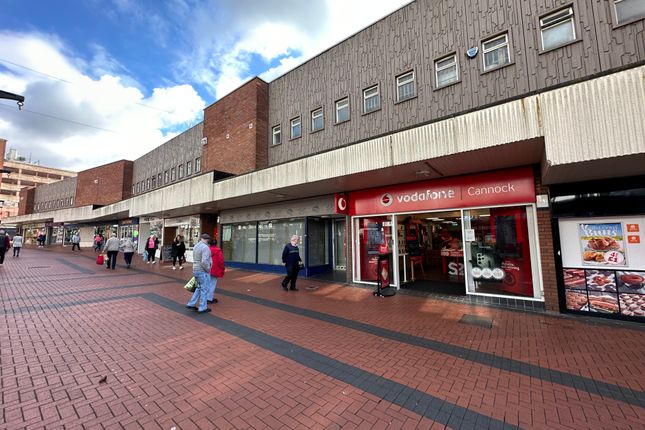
[202,78,269,175]
[18,187,35,215]
[75,160,133,207]
[534,166,559,312]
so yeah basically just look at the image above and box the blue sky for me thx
[0,0,411,171]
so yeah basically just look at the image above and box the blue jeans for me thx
[207,276,218,301]
[187,271,210,311]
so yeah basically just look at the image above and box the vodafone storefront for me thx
[349,167,544,302]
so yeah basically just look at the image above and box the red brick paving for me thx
[1,246,644,429]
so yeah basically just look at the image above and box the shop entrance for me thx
[397,211,466,295]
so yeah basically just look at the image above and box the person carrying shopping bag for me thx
[185,234,212,313]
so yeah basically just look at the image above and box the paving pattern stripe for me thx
[2,280,179,305]
[142,292,518,430]
[10,271,138,284]
[54,257,95,275]
[215,288,645,409]
[2,293,144,315]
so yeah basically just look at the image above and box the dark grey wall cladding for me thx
[132,122,203,190]
[267,0,645,166]
[33,177,77,204]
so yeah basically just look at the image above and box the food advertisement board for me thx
[560,216,645,321]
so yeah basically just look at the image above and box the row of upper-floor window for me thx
[132,157,201,195]
[270,0,645,146]
[34,197,74,212]
[2,166,70,180]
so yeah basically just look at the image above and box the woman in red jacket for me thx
[207,238,225,304]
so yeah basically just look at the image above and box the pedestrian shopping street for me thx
[1,246,644,429]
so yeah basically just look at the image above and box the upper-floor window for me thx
[136,182,140,193]
[435,54,458,88]
[178,164,184,179]
[614,0,645,25]
[290,117,301,139]
[187,161,193,176]
[164,170,169,184]
[195,157,201,173]
[132,185,135,195]
[272,125,282,146]
[157,173,162,186]
[171,168,176,182]
[396,71,416,102]
[146,178,150,190]
[482,33,511,71]
[152,176,156,188]
[540,7,575,50]
[363,84,380,113]
[311,107,324,132]
[335,97,350,123]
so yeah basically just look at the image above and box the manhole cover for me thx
[459,314,493,329]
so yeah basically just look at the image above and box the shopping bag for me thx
[184,277,198,293]
[142,251,148,262]
[96,254,104,265]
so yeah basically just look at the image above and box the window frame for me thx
[290,116,301,140]
[164,170,169,184]
[271,124,282,146]
[612,0,645,27]
[178,164,184,179]
[171,167,176,182]
[146,178,150,190]
[363,84,381,114]
[136,182,140,193]
[195,157,201,173]
[335,97,350,124]
[395,70,416,103]
[482,33,511,72]
[187,161,192,176]
[539,6,576,51]
[152,176,156,188]
[157,173,162,186]
[434,53,459,89]
[311,107,324,133]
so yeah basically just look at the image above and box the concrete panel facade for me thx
[33,177,77,213]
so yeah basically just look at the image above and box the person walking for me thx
[0,229,11,266]
[281,234,303,291]
[104,233,120,270]
[207,238,225,304]
[12,232,23,257]
[94,233,103,252]
[121,235,135,269]
[171,235,186,270]
[71,232,81,251]
[186,234,212,313]
[145,235,159,264]
[37,231,46,247]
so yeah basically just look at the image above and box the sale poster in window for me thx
[578,223,626,266]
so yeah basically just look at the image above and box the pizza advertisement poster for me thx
[578,223,626,266]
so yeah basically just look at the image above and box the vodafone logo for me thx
[337,197,347,212]
[380,193,393,207]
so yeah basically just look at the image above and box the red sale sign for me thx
[349,167,535,215]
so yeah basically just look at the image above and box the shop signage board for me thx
[559,216,645,320]
[349,167,535,215]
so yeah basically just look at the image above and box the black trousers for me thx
[72,243,80,251]
[13,247,21,257]
[123,252,133,266]
[0,248,5,264]
[282,264,299,289]
[147,249,156,262]
[107,251,118,269]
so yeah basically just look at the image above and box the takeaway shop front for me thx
[348,167,544,304]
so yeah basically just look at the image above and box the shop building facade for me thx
[7,0,645,322]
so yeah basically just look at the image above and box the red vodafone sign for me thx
[349,167,535,215]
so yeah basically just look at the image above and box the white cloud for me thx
[0,31,205,171]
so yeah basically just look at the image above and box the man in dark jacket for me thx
[0,229,11,266]
[281,234,302,291]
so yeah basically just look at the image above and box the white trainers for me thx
[179,266,184,270]
[172,266,176,270]
[152,261,156,264]
[147,261,150,264]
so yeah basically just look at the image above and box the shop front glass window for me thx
[463,206,535,298]
[222,222,257,263]
[258,218,305,265]
[355,216,393,282]
[307,218,329,266]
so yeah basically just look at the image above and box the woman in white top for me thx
[12,233,23,257]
